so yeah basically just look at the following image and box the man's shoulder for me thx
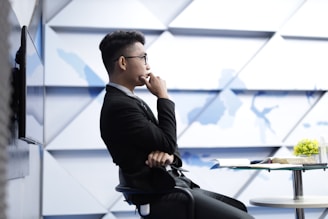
[104,89,137,107]
[106,86,128,98]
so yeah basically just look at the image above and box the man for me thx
[99,30,255,219]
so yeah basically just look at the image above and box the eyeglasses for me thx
[124,54,148,65]
[113,54,148,65]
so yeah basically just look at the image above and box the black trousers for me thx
[142,187,255,219]
[134,169,255,219]
[190,188,255,219]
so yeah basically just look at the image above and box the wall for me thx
[0,0,12,218]
[4,0,327,219]
[41,0,328,219]
[5,0,44,219]
[6,142,42,219]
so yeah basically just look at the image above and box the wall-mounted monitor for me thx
[13,25,44,145]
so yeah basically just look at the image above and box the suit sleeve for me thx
[103,96,178,155]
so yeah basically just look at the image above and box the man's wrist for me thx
[157,94,169,99]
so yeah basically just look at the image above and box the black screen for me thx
[14,25,44,145]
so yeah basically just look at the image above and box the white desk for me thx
[240,165,328,219]
[250,196,328,208]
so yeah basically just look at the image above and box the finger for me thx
[139,75,149,85]
[150,151,161,167]
[143,78,151,88]
[146,152,154,167]
[158,153,167,165]
[152,152,162,166]
[155,152,169,166]
[165,154,174,165]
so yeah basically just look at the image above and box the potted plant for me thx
[293,138,319,157]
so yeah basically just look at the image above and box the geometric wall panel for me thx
[147,31,268,90]
[48,30,111,85]
[280,0,328,38]
[174,91,321,147]
[47,150,121,209]
[43,0,71,23]
[42,151,108,215]
[44,87,101,144]
[100,213,120,219]
[46,90,106,150]
[139,0,192,26]
[231,34,328,90]
[169,0,304,32]
[285,91,328,145]
[44,25,104,86]
[47,0,166,30]
[110,196,137,213]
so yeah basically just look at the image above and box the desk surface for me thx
[233,163,327,171]
[250,196,328,208]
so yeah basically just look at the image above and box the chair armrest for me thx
[115,185,193,198]
[115,185,149,194]
[115,185,151,216]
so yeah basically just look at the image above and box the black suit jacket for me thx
[100,85,184,191]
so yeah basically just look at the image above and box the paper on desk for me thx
[248,163,302,169]
[210,158,251,169]
[210,158,303,169]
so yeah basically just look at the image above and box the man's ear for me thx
[117,56,127,70]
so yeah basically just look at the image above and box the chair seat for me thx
[115,184,195,219]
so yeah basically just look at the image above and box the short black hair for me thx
[99,30,145,75]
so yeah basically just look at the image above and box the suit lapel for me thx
[135,98,158,124]
[107,85,158,124]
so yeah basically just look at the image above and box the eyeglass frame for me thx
[113,53,148,65]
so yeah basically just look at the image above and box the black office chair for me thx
[115,184,195,219]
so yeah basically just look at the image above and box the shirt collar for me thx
[108,82,137,98]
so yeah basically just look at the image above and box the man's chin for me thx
[136,80,146,86]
